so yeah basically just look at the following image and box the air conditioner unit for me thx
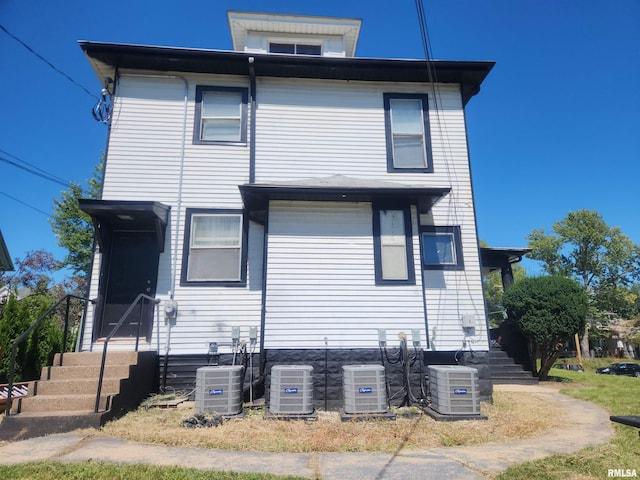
[343,365,387,414]
[428,365,480,415]
[195,365,244,416]
[269,365,314,415]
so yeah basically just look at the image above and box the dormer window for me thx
[228,11,361,58]
[269,43,322,55]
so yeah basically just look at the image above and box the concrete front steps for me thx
[0,351,157,441]
[489,348,538,384]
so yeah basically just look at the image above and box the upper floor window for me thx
[373,205,416,285]
[181,209,248,286]
[420,226,464,270]
[269,43,321,55]
[383,93,433,173]
[193,86,248,145]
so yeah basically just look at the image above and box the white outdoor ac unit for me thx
[342,364,387,414]
[269,365,314,415]
[195,365,244,416]
[428,365,480,415]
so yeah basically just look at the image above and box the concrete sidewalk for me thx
[0,384,614,479]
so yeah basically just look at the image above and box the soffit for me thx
[79,41,494,106]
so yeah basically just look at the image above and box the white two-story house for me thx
[78,11,494,408]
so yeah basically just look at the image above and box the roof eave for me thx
[79,41,494,105]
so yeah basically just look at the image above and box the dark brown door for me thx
[98,230,159,339]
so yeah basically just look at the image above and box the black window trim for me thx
[372,203,416,285]
[193,85,249,146]
[383,92,433,173]
[180,208,248,287]
[420,225,464,270]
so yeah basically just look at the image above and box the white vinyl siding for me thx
[264,201,425,349]
[85,71,487,354]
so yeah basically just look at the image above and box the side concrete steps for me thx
[489,348,538,384]
[0,350,157,441]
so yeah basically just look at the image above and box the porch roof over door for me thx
[79,199,171,252]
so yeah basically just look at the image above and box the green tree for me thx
[484,264,526,328]
[0,250,58,295]
[49,157,103,281]
[526,209,640,353]
[503,276,588,380]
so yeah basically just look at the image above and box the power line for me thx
[0,23,98,100]
[0,153,72,188]
[0,148,72,187]
[0,191,51,217]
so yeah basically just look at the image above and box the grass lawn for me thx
[497,358,640,480]
[1,357,635,479]
[0,461,306,480]
[98,388,558,453]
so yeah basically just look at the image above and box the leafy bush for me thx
[503,276,588,380]
[0,294,63,383]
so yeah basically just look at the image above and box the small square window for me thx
[193,86,248,145]
[384,93,433,173]
[420,226,464,270]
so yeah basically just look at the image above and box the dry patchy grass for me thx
[100,389,558,453]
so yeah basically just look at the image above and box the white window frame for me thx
[181,209,247,286]
[384,93,433,173]
[420,226,464,270]
[373,204,416,285]
[193,86,248,145]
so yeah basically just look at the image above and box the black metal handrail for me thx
[94,293,160,413]
[5,294,94,415]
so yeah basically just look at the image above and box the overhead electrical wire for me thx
[0,23,98,100]
[0,148,72,188]
[414,0,485,347]
[0,191,50,217]
[0,151,72,188]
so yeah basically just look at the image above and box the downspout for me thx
[248,57,257,184]
[248,56,269,378]
[167,74,189,390]
[118,73,189,387]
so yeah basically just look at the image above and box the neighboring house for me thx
[0,229,13,273]
[78,11,495,407]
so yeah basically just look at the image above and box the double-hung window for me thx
[193,86,248,144]
[181,209,247,286]
[420,226,464,270]
[383,93,432,173]
[373,205,415,285]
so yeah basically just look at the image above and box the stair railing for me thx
[94,293,160,413]
[5,294,95,416]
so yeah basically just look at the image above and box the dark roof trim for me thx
[79,41,494,105]
[239,182,450,213]
[78,199,171,252]
[480,247,531,274]
[0,229,14,272]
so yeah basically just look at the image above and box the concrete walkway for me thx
[0,384,614,479]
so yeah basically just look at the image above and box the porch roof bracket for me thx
[78,199,171,252]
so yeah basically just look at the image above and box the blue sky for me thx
[1,0,639,276]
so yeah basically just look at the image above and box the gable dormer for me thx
[227,11,362,58]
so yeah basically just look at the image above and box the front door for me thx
[97,230,160,339]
